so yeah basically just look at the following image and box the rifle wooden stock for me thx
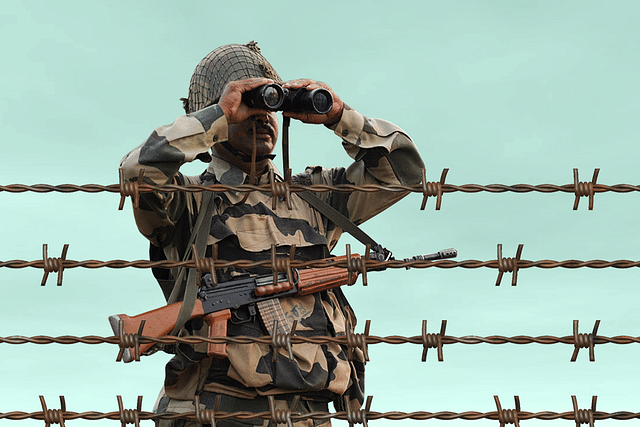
[109,255,359,363]
[109,300,232,363]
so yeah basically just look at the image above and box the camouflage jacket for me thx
[119,103,424,406]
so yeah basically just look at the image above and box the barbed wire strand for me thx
[1,167,636,212]
[3,395,640,423]
[1,320,634,364]
[3,169,631,195]
[5,249,640,272]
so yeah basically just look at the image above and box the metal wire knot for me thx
[346,319,371,362]
[269,395,300,427]
[194,395,221,427]
[571,320,600,362]
[41,244,69,286]
[192,244,218,286]
[270,244,296,288]
[118,168,145,210]
[421,320,447,362]
[494,396,521,427]
[573,168,599,210]
[116,319,146,362]
[270,169,292,210]
[117,395,142,427]
[421,168,448,210]
[40,396,66,427]
[572,395,597,427]
[271,320,297,361]
[344,396,373,427]
[496,244,524,286]
[346,244,368,286]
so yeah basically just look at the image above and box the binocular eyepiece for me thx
[242,83,333,114]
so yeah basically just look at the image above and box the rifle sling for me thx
[296,191,379,248]
[168,187,216,336]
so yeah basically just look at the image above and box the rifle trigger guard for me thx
[230,304,257,325]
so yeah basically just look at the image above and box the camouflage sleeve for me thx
[304,104,425,248]
[119,104,228,247]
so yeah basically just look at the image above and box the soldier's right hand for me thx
[218,78,274,124]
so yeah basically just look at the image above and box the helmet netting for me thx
[183,41,282,114]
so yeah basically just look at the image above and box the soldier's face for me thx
[227,112,279,157]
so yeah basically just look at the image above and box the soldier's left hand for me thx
[282,79,344,126]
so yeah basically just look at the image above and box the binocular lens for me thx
[262,85,283,109]
[311,91,331,114]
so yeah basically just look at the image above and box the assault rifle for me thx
[109,248,457,363]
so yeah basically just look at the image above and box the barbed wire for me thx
[8,181,631,194]
[0,395,637,425]
[7,257,640,271]
[4,242,640,287]
[0,168,634,211]
[3,170,638,425]
[0,320,631,363]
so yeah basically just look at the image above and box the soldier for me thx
[119,42,425,427]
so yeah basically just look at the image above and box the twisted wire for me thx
[6,257,640,271]
[3,182,640,194]
[3,332,639,346]
[4,408,640,422]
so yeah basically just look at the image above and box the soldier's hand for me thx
[282,79,344,126]
[218,78,274,124]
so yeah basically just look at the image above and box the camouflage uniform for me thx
[120,58,424,427]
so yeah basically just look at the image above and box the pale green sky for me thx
[2,1,640,426]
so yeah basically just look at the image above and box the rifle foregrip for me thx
[254,280,294,297]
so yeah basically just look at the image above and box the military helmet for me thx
[183,41,282,114]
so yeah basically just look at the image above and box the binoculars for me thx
[242,83,333,114]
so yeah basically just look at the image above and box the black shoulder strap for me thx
[296,191,379,249]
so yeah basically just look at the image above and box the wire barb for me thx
[496,244,524,286]
[118,168,145,210]
[346,244,369,286]
[421,320,447,362]
[39,395,66,427]
[41,244,69,286]
[420,168,448,210]
[344,395,373,427]
[192,243,218,286]
[571,320,601,362]
[271,319,297,362]
[270,169,292,210]
[116,319,146,362]
[117,395,142,427]
[194,395,221,427]
[572,395,598,427]
[346,319,371,362]
[268,395,300,427]
[270,244,296,288]
[494,396,521,427]
[573,168,599,210]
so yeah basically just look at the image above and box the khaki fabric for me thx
[120,101,424,409]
